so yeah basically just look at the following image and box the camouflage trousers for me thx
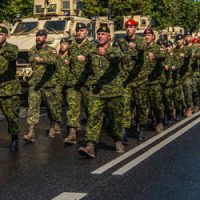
[163,87,174,117]
[85,96,123,143]
[66,87,89,128]
[173,84,184,113]
[182,77,193,108]
[27,87,61,127]
[123,84,149,129]
[148,84,164,122]
[0,96,20,134]
[192,75,199,106]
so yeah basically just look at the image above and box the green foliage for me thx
[0,0,33,22]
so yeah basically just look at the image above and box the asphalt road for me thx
[0,108,200,200]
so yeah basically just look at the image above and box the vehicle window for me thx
[13,22,38,35]
[44,20,66,33]
[47,4,57,13]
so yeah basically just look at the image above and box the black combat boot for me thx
[175,111,182,121]
[122,128,129,145]
[164,115,173,126]
[137,126,146,141]
[10,134,18,152]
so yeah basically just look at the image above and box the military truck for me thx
[8,0,114,79]
[159,27,184,42]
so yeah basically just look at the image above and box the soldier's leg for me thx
[1,96,20,151]
[134,85,149,140]
[64,87,82,144]
[182,78,193,117]
[148,84,164,133]
[41,88,62,137]
[78,97,104,158]
[24,88,42,142]
[107,97,125,153]
[163,87,174,124]
[192,76,199,112]
[122,86,133,129]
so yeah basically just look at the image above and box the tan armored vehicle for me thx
[160,27,184,42]
[8,0,114,79]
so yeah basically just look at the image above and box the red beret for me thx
[125,19,138,28]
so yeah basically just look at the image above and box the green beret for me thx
[60,37,71,44]
[36,29,47,36]
[97,25,110,33]
[76,23,87,32]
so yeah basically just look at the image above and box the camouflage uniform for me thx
[56,53,70,120]
[174,45,193,108]
[66,39,96,128]
[191,45,200,107]
[0,42,21,135]
[84,46,124,143]
[27,44,60,127]
[118,35,148,130]
[146,43,166,124]
[163,51,182,118]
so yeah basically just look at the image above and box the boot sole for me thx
[23,137,35,142]
[63,140,77,145]
[78,149,95,158]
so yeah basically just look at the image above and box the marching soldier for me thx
[0,26,21,151]
[78,25,124,158]
[49,37,72,138]
[144,28,166,133]
[163,41,183,123]
[174,34,193,117]
[63,23,96,145]
[117,19,148,141]
[23,30,60,142]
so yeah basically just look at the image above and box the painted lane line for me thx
[52,192,87,200]
[112,117,200,175]
[91,111,200,174]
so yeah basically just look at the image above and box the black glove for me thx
[92,85,102,95]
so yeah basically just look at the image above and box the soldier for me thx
[117,19,148,141]
[78,25,124,158]
[0,26,21,151]
[184,32,200,113]
[63,23,96,145]
[174,34,193,117]
[144,28,166,133]
[23,30,60,142]
[191,38,200,106]
[163,41,183,123]
[52,37,71,138]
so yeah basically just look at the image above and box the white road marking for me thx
[52,192,87,200]
[91,111,200,174]
[112,117,200,175]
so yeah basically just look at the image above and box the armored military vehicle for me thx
[8,0,114,79]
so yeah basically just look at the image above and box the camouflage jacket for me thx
[173,45,192,80]
[67,38,96,87]
[56,52,70,88]
[191,45,200,75]
[28,44,57,89]
[0,42,21,97]
[117,35,140,76]
[145,43,166,85]
[88,46,124,98]
[164,51,182,87]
